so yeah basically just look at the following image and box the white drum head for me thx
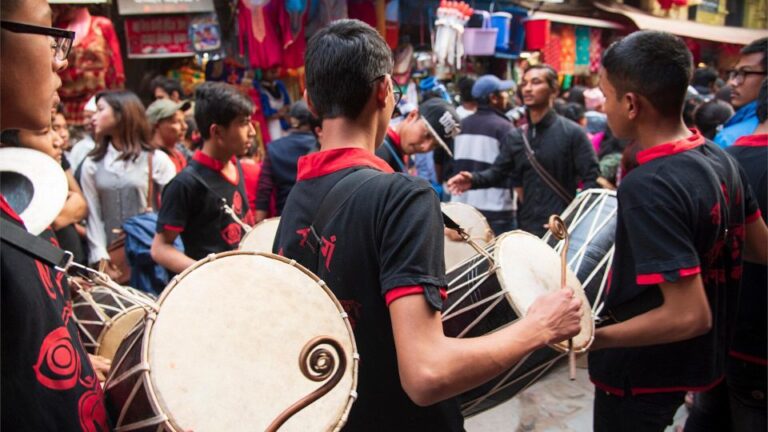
[0,147,67,235]
[239,217,281,253]
[494,231,593,352]
[441,202,495,271]
[149,252,357,431]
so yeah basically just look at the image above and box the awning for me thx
[529,11,626,30]
[595,2,768,45]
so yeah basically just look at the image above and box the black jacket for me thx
[471,110,599,236]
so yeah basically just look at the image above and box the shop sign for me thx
[124,16,193,58]
[117,0,215,15]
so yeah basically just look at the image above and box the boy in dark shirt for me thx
[151,82,256,273]
[588,31,768,432]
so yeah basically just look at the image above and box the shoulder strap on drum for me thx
[0,219,73,271]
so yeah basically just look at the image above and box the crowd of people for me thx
[0,0,766,429]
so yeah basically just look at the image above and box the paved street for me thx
[466,358,689,431]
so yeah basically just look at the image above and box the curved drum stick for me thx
[548,215,577,381]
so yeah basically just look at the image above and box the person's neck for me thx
[318,116,380,153]
[201,141,234,164]
[527,105,551,125]
[463,101,478,111]
[110,136,124,152]
[152,133,175,152]
[634,119,692,151]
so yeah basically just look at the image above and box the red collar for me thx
[0,194,24,225]
[296,147,394,181]
[733,134,768,147]
[386,127,402,150]
[636,129,705,165]
[193,150,236,171]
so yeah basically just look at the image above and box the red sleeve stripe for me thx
[163,224,184,233]
[385,285,448,307]
[590,378,625,397]
[631,375,724,395]
[636,266,701,285]
[746,209,763,224]
[729,350,768,366]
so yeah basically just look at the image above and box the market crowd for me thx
[1,1,766,430]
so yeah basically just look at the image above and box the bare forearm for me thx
[150,241,195,274]
[53,193,88,229]
[743,219,768,265]
[593,305,708,351]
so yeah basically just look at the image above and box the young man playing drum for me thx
[151,82,256,274]
[1,0,110,429]
[588,31,768,432]
[274,19,583,431]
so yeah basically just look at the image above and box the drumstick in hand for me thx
[548,215,577,381]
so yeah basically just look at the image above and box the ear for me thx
[406,109,420,122]
[624,92,640,121]
[303,90,319,118]
[375,78,389,108]
[209,123,220,142]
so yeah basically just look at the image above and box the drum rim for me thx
[147,250,359,431]
[441,202,495,242]
[493,230,595,353]
[239,217,281,251]
[94,305,146,358]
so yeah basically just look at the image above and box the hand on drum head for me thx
[88,354,111,382]
[446,172,473,195]
[525,290,582,346]
[444,227,464,242]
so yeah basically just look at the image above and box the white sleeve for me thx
[152,149,177,186]
[80,158,109,263]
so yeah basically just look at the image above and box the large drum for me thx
[104,251,358,432]
[239,217,281,253]
[542,189,617,312]
[71,282,157,361]
[442,231,593,416]
[441,202,495,271]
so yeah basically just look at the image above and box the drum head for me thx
[239,217,281,253]
[494,231,593,352]
[441,202,495,271]
[96,307,145,360]
[148,252,357,431]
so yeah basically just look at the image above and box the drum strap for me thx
[0,218,75,272]
[520,126,574,204]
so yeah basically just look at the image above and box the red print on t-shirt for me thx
[232,191,243,216]
[321,235,337,271]
[35,260,57,300]
[78,379,109,432]
[33,326,82,390]
[221,222,243,246]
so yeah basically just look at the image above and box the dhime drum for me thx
[104,251,359,432]
[542,189,617,313]
[71,281,157,361]
[239,217,281,253]
[442,231,593,416]
[441,202,495,271]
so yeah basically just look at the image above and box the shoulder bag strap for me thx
[520,126,574,204]
[146,151,155,212]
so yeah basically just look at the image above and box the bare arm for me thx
[591,274,711,351]
[743,218,768,265]
[53,170,88,229]
[150,230,195,274]
[390,289,581,406]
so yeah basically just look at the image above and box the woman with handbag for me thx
[80,90,176,282]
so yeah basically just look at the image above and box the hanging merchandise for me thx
[462,10,496,58]
[385,0,399,49]
[189,14,222,54]
[490,12,512,50]
[238,0,307,70]
[589,28,603,74]
[574,26,590,76]
[306,0,348,38]
[348,0,377,28]
[434,0,475,69]
[524,19,550,51]
[542,32,561,72]
[54,6,124,126]
[559,25,576,76]
[124,16,194,58]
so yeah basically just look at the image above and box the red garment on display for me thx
[348,0,377,28]
[57,12,124,126]
[238,0,306,70]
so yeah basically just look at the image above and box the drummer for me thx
[151,82,256,274]
[588,31,768,432]
[0,0,110,429]
[274,19,582,431]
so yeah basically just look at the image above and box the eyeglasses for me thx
[371,75,403,106]
[0,20,75,62]
[726,68,767,85]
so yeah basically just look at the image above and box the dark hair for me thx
[89,90,153,162]
[55,103,66,116]
[458,77,476,103]
[740,38,768,69]
[304,19,393,119]
[565,85,586,107]
[194,82,254,140]
[0,129,20,146]
[560,102,586,124]
[758,79,767,124]
[522,64,559,92]
[602,31,693,117]
[693,100,734,139]
[692,68,718,88]
[150,76,185,99]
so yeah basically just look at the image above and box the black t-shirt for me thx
[588,133,760,395]
[375,128,408,173]
[274,148,464,431]
[1,196,110,431]
[156,151,252,260]
[726,134,767,365]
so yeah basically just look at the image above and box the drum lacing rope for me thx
[455,294,508,339]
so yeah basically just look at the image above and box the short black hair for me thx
[523,64,559,92]
[565,85,586,107]
[194,82,254,140]
[150,76,185,99]
[758,79,767,124]
[693,100,733,140]
[304,19,393,120]
[740,38,768,70]
[560,102,586,124]
[458,77,476,103]
[602,31,693,117]
[0,129,20,147]
[692,68,718,88]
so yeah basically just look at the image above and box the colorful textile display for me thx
[237,0,306,70]
[306,0,348,38]
[542,32,562,72]
[575,26,591,76]
[559,25,576,76]
[589,28,603,74]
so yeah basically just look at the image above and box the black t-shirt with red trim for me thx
[274,148,463,431]
[588,132,760,396]
[726,133,767,366]
[375,128,409,173]
[1,196,110,431]
[156,151,252,260]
